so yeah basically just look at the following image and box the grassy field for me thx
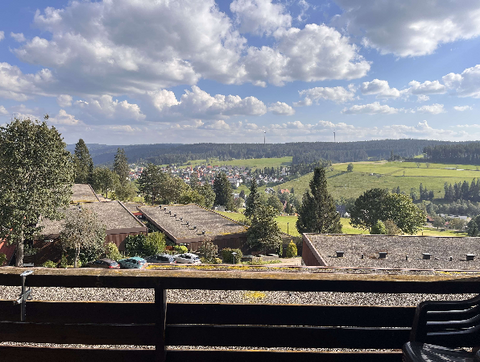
[217,211,465,237]
[184,156,292,170]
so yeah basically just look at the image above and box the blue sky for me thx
[1,0,480,145]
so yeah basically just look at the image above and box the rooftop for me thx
[305,234,480,270]
[139,204,246,242]
[38,201,147,238]
[71,184,99,203]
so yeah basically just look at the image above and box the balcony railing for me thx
[0,266,479,362]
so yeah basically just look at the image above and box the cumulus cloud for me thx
[0,62,53,101]
[230,0,291,36]
[295,85,356,106]
[417,95,430,102]
[201,120,231,130]
[360,79,402,98]
[334,0,480,57]
[454,105,473,111]
[10,32,26,42]
[442,64,480,98]
[408,80,446,95]
[150,86,267,119]
[74,95,146,124]
[57,94,72,108]
[342,102,400,115]
[0,105,8,115]
[268,101,295,116]
[48,109,81,125]
[0,31,4,41]
[417,103,445,114]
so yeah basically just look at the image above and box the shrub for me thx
[125,234,147,256]
[124,232,166,257]
[198,239,218,264]
[221,248,243,264]
[174,245,188,254]
[42,260,57,268]
[0,253,6,266]
[60,254,69,268]
[370,220,387,235]
[105,243,123,261]
[285,240,298,258]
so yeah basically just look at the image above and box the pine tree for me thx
[247,204,282,252]
[113,148,129,185]
[244,179,260,219]
[296,167,342,234]
[74,139,93,184]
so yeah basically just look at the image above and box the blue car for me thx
[117,257,147,269]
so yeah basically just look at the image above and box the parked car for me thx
[174,253,201,264]
[117,257,147,269]
[86,258,120,269]
[145,254,176,264]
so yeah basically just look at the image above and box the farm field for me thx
[184,156,292,170]
[216,211,465,237]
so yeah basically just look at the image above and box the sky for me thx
[1,0,480,145]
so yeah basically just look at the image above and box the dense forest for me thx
[424,142,480,164]
[67,139,454,166]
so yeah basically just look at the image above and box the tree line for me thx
[424,142,480,164]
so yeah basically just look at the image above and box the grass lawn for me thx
[183,156,293,170]
[216,211,467,237]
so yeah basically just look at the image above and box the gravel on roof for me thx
[306,234,480,270]
[71,184,99,203]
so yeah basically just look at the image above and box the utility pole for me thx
[333,131,336,143]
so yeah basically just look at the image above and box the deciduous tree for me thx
[0,118,74,266]
[296,167,342,234]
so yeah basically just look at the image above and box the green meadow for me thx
[184,156,292,170]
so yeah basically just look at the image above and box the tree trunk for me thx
[15,232,24,267]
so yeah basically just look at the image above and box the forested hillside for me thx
[68,139,454,166]
[424,143,480,164]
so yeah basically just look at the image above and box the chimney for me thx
[466,254,475,261]
[422,253,431,260]
[336,251,344,258]
[379,252,387,259]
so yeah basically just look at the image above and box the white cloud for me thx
[104,125,141,133]
[417,103,445,114]
[230,0,291,37]
[296,85,356,106]
[442,64,480,98]
[150,85,267,119]
[243,24,370,86]
[334,0,480,57]
[0,106,8,115]
[74,95,146,124]
[342,102,400,115]
[0,62,53,101]
[360,79,401,98]
[408,80,446,95]
[10,32,26,42]
[454,105,473,111]
[0,31,4,41]
[268,101,295,116]
[417,95,430,102]
[48,109,81,125]
[57,94,72,108]
[201,120,231,130]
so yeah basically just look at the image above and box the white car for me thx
[174,253,201,264]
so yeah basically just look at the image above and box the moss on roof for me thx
[71,184,99,203]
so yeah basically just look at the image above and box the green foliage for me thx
[370,220,387,234]
[74,139,93,184]
[296,167,342,234]
[384,220,402,235]
[92,167,118,198]
[267,194,283,215]
[467,219,479,236]
[247,204,282,252]
[197,238,218,264]
[350,189,425,234]
[174,245,188,254]
[285,240,298,258]
[244,180,260,219]
[105,242,123,261]
[432,216,445,229]
[60,208,106,268]
[114,181,138,202]
[125,232,166,257]
[213,172,235,210]
[60,254,68,268]
[221,248,243,264]
[0,253,6,266]
[0,118,74,266]
[42,260,57,268]
[347,163,354,172]
[113,148,129,185]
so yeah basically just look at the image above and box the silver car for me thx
[174,253,201,264]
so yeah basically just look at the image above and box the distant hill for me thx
[66,139,464,166]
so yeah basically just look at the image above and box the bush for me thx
[221,248,243,264]
[125,234,147,256]
[285,240,298,258]
[125,232,166,257]
[174,245,188,254]
[370,220,387,234]
[42,260,57,268]
[60,254,68,268]
[198,239,218,264]
[105,243,123,261]
[0,253,6,266]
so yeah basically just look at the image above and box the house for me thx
[302,233,480,270]
[138,204,247,252]
[71,184,100,203]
